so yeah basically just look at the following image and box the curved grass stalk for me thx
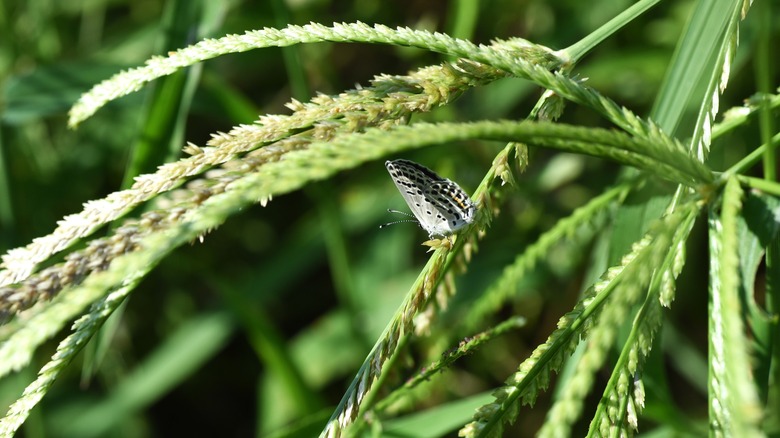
[0,58,508,288]
[14,21,693,294]
[0,122,525,381]
[0,119,712,434]
[0,120,712,320]
[539,201,699,438]
[0,128,508,431]
[459,201,699,438]
[68,22,559,127]
[464,179,637,330]
[587,206,698,437]
[70,22,681,174]
[0,279,141,437]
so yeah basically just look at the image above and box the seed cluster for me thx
[0,209,191,319]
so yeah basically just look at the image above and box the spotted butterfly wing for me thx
[385,159,476,238]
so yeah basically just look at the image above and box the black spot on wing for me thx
[389,159,446,182]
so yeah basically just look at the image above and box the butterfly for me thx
[383,159,476,239]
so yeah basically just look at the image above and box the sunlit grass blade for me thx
[650,0,743,137]
[708,177,763,436]
[562,0,661,64]
[686,0,747,161]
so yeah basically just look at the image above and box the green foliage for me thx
[0,1,779,437]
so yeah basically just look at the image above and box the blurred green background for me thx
[0,0,772,436]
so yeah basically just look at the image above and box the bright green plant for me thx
[0,1,778,437]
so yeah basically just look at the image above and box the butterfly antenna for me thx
[379,219,419,229]
[386,209,415,218]
[380,209,421,229]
